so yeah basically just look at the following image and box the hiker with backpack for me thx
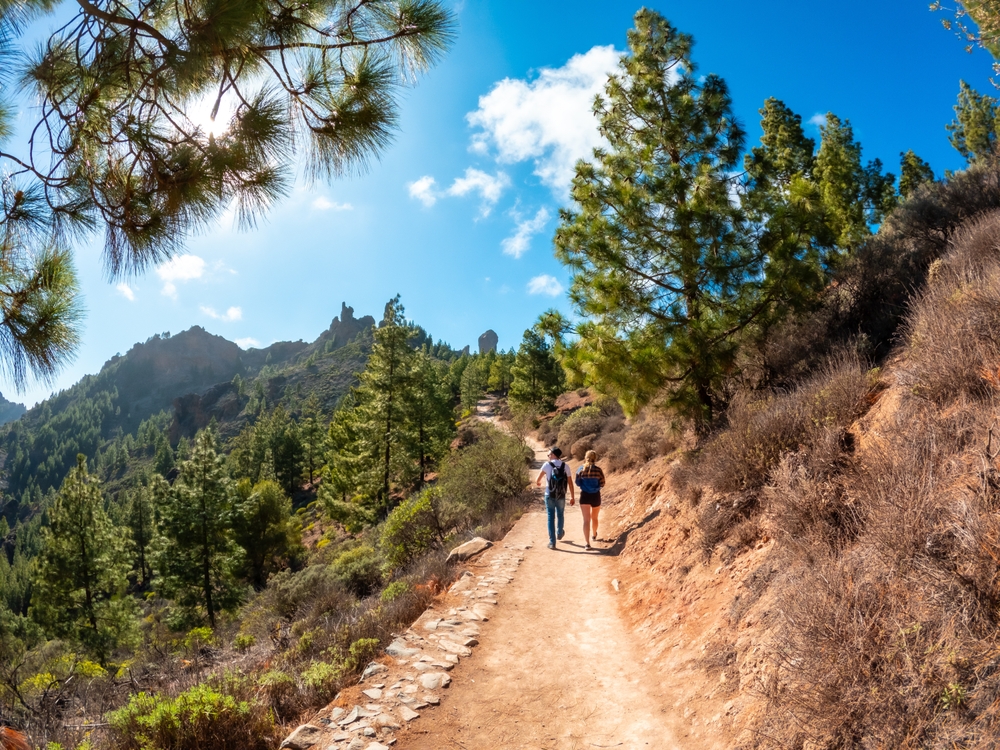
[575,450,606,551]
[535,447,574,549]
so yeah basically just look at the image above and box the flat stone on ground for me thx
[399,705,421,722]
[281,723,324,749]
[420,672,452,690]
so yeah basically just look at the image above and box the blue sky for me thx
[4,0,996,406]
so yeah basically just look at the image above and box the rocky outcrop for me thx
[478,330,498,354]
[314,302,376,353]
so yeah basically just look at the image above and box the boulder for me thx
[447,537,492,563]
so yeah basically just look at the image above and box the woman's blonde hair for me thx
[584,449,598,468]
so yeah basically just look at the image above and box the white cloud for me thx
[527,274,564,297]
[312,196,354,211]
[446,168,510,215]
[156,254,206,298]
[408,176,438,207]
[502,207,550,258]
[467,45,621,196]
[116,283,135,302]
[235,337,261,349]
[200,305,243,322]
[809,113,827,128]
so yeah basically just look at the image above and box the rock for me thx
[366,744,390,750]
[347,740,365,750]
[362,688,383,700]
[611,579,620,592]
[458,610,482,623]
[423,619,440,631]
[447,537,492,563]
[362,727,376,737]
[385,640,418,659]
[419,672,452,690]
[444,654,459,663]
[437,640,473,656]
[399,706,421,722]
[281,723,324,749]
[423,694,441,705]
[412,662,433,672]
[338,707,359,726]
[362,662,388,679]
[374,714,401,730]
[471,606,491,621]
[478,329,498,354]
[330,707,346,721]
[403,683,419,694]
[462,638,479,647]
[330,731,351,741]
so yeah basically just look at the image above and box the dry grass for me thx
[747,211,1000,747]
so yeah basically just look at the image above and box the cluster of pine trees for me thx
[545,10,943,422]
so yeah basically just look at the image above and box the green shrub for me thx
[380,580,410,603]
[300,660,342,697]
[106,682,277,750]
[380,492,441,572]
[438,424,531,522]
[233,633,255,652]
[331,546,383,598]
[347,637,380,670]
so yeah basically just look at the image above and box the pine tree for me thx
[32,455,135,663]
[350,296,416,512]
[554,10,754,420]
[509,329,565,413]
[0,0,452,386]
[487,350,515,394]
[125,480,163,588]
[813,113,896,252]
[405,352,455,487]
[232,479,299,589]
[299,394,325,483]
[898,150,936,199]
[154,430,241,628]
[948,80,1000,163]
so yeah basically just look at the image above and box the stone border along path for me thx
[280,543,528,750]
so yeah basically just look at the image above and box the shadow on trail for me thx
[600,509,661,557]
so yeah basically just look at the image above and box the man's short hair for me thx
[549,447,562,458]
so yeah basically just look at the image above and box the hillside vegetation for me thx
[0,291,547,749]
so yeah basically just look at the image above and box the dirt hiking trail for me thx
[400,438,686,749]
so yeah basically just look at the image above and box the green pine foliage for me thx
[508,328,565,414]
[551,10,907,422]
[232,479,302,590]
[32,456,136,663]
[948,80,1000,163]
[899,150,937,198]
[320,297,455,518]
[0,0,455,384]
[154,431,243,628]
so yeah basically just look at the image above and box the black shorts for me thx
[579,492,601,507]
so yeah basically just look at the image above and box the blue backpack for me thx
[576,467,601,494]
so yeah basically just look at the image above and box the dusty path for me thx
[399,439,686,749]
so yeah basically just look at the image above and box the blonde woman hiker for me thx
[575,450,606,551]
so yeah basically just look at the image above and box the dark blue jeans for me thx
[545,494,566,544]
